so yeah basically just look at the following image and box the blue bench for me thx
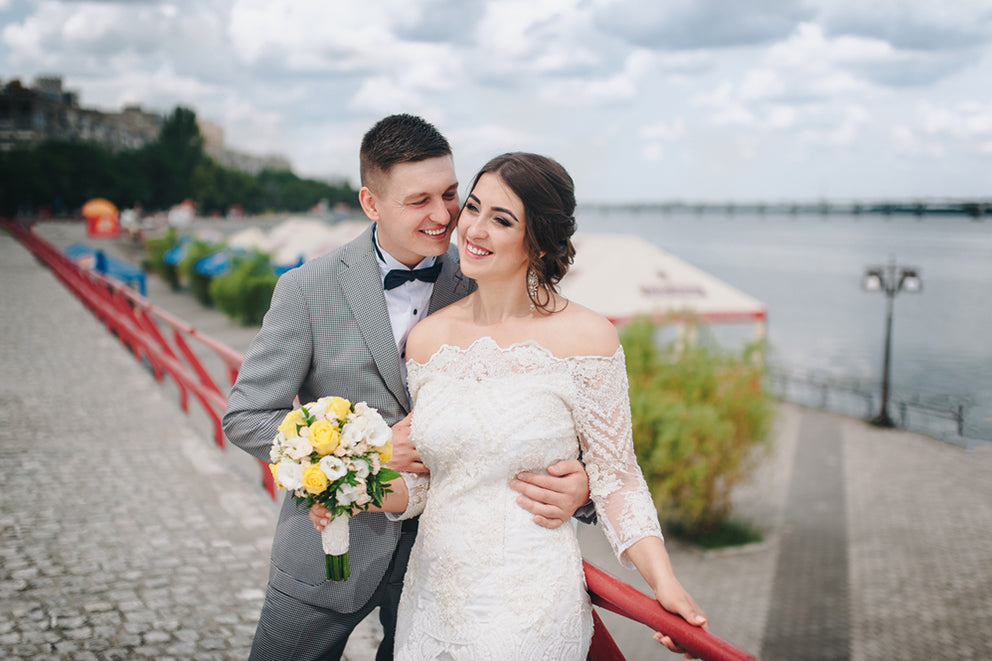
[192,248,304,278]
[163,235,192,266]
[64,242,147,296]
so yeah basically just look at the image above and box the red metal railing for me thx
[585,562,760,660]
[4,219,275,496]
[4,219,760,661]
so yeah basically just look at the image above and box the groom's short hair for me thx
[360,114,452,191]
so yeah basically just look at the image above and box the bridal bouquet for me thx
[269,396,399,581]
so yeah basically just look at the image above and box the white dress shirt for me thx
[373,226,437,385]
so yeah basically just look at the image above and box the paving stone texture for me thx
[2,222,990,660]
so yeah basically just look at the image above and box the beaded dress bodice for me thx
[393,337,662,660]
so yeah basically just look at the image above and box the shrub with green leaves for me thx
[620,317,774,539]
[210,251,279,326]
[141,228,181,291]
[179,238,217,306]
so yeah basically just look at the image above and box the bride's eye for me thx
[464,201,479,213]
[495,216,512,227]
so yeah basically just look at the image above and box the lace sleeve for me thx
[385,360,431,521]
[573,348,662,570]
[384,472,430,521]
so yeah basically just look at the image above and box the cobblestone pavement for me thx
[1,231,281,660]
[5,223,992,660]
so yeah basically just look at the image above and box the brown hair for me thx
[468,152,576,312]
[359,114,451,190]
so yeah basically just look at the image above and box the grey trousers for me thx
[248,520,417,661]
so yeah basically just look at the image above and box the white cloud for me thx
[2,0,992,202]
[227,2,396,71]
[593,0,810,50]
[641,119,685,142]
[798,105,869,146]
[813,0,992,51]
[919,101,992,142]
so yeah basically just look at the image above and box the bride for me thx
[314,152,707,659]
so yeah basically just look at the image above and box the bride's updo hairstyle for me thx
[468,152,576,312]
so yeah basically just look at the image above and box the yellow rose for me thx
[302,464,329,495]
[269,462,284,489]
[327,396,352,421]
[309,420,341,456]
[279,409,305,439]
[378,441,393,464]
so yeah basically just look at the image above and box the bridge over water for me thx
[584,199,991,217]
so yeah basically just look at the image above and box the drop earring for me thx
[527,269,538,312]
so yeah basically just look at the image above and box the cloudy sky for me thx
[3,0,992,204]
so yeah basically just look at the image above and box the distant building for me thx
[0,74,293,175]
[0,75,162,152]
[199,119,292,174]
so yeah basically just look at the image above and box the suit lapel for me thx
[338,225,409,409]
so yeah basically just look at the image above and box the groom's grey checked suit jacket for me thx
[223,223,472,614]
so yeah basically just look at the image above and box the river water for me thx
[577,207,992,442]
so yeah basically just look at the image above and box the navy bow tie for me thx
[383,262,443,291]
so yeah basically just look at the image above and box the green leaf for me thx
[377,468,401,482]
[300,406,315,426]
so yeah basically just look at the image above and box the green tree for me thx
[0,103,358,217]
[137,106,204,209]
[191,159,262,215]
[0,140,130,216]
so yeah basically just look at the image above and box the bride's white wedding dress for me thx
[393,337,663,660]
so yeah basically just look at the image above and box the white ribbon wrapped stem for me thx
[321,515,350,555]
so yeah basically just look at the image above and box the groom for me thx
[223,114,591,660]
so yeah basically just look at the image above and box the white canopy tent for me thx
[559,233,767,340]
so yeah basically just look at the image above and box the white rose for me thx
[308,399,329,417]
[347,458,370,480]
[340,416,368,450]
[319,455,347,481]
[336,479,369,506]
[284,436,314,461]
[354,403,392,448]
[276,461,304,491]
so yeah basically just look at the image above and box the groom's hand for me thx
[309,504,331,531]
[511,459,590,529]
[386,413,428,474]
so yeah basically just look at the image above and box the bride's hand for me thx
[386,413,428,474]
[309,504,331,531]
[653,581,708,658]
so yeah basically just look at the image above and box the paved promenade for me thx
[3,223,991,660]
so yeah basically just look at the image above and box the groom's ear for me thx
[359,186,381,222]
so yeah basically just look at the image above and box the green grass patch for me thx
[667,518,764,550]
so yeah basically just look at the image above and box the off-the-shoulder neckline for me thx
[408,335,623,369]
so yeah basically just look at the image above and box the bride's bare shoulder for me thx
[406,299,470,363]
[547,301,620,358]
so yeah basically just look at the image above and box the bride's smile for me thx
[457,172,530,285]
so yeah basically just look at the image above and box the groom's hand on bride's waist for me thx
[510,459,591,530]
[386,413,428,474]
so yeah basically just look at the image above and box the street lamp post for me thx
[862,257,922,427]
